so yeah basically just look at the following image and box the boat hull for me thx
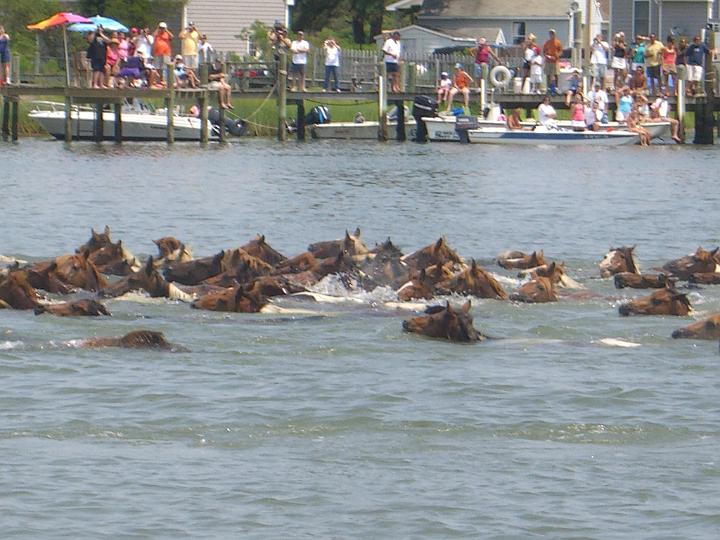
[310,120,417,140]
[466,127,639,146]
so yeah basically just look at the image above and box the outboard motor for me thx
[454,115,478,144]
[305,105,331,125]
[411,95,438,143]
[208,108,248,137]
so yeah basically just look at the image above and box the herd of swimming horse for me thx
[2,226,720,349]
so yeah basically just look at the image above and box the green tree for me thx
[79,0,187,30]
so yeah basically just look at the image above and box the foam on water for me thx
[0,340,24,350]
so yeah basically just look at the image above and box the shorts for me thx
[385,62,399,73]
[646,64,661,80]
[290,62,306,75]
[688,65,703,82]
[0,50,9,64]
[183,55,198,69]
[592,63,607,80]
[474,62,489,79]
[207,81,223,90]
[611,57,627,70]
[90,59,105,73]
[154,55,170,69]
[544,61,558,77]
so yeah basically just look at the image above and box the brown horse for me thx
[598,246,639,278]
[165,250,225,285]
[402,300,484,342]
[672,314,720,340]
[35,299,111,317]
[25,262,74,294]
[240,235,287,266]
[308,228,370,260]
[100,257,193,301]
[401,237,464,274]
[510,276,557,303]
[153,237,193,266]
[370,237,404,258]
[436,260,508,300]
[220,248,274,280]
[191,284,267,313]
[87,240,142,276]
[82,330,187,351]
[77,225,113,254]
[519,261,582,289]
[663,247,720,280]
[246,275,305,297]
[618,286,691,316]
[31,252,107,292]
[396,268,435,301]
[688,273,720,285]
[614,272,673,289]
[273,252,319,275]
[0,270,42,310]
[497,250,546,270]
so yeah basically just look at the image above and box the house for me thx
[609,0,718,40]
[183,0,289,55]
[389,0,602,48]
[373,24,503,55]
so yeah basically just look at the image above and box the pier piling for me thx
[166,69,175,144]
[64,97,72,142]
[396,99,406,142]
[1,97,8,140]
[94,102,103,143]
[296,100,306,141]
[378,62,388,141]
[114,103,122,143]
[278,53,288,142]
[10,99,18,141]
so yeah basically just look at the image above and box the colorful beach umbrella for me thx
[68,16,130,34]
[27,12,93,86]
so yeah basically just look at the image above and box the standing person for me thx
[590,33,609,88]
[661,37,677,95]
[537,95,558,128]
[542,29,563,95]
[0,26,9,86]
[105,38,120,88]
[436,71,451,105]
[382,31,402,93]
[472,37,500,89]
[643,33,663,95]
[117,31,129,62]
[179,22,200,70]
[611,33,627,90]
[630,35,647,74]
[290,31,309,91]
[675,38,688,95]
[686,35,711,96]
[268,22,290,62]
[521,34,539,93]
[87,27,110,89]
[207,58,232,109]
[152,22,173,82]
[198,34,214,64]
[446,63,473,113]
[570,93,586,131]
[133,28,154,61]
[323,38,341,92]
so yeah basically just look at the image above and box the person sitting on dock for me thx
[564,69,582,106]
[506,109,523,130]
[626,109,651,146]
[537,95,558,129]
[436,71,451,105]
[446,63,473,113]
[207,58,232,109]
[116,53,145,88]
[173,55,199,88]
[649,90,682,142]
[584,100,603,131]
[629,65,646,93]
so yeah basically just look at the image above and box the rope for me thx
[304,98,377,107]
[243,118,278,132]
[241,84,277,122]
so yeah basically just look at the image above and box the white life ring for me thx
[490,65,512,88]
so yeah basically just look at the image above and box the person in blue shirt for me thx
[685,35,712,95]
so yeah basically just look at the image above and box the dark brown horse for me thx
[618,286,691,316]
[77,225,113,254]
[598,246,639,278]
[308,228,370,260]
[370,237,404,258]
[688,272,720,285]
[100,257,192,301]
[510,276,558,303]
[272,252,319,276]
[87,240,142,276]
[35,299,111,317]
[31,252,107,292]
[672,314,720,340]
[401,237,464,274]
[0,270,42,310]
[663,247,720,280]
[614,272,673,289]
[191,284,267,313]
[396,268,435,301]
[82,330,186,351]
[497,250,546,270]
[220,248,274,281]
[402,300,483,342]
[25,262,74,294]
[240,235,287,266]
[436,260,508,300]
[165,250,225,285]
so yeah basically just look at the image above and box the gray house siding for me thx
[373,26,476,55]
[612,0,714,39]
[611,0,634,37]
[661,2,712,38]
[186,0,287,55]
[421,18,570,47]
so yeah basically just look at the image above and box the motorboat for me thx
[423,114,671,142]
[28,100,219,141]
[310,119,417,140]
[465,125,640,146]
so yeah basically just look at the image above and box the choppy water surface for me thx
[1,138,720,538]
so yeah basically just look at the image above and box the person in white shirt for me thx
[290,30,310,91]
[382,31,401,92]
[133,28,154,62]
[649,90,682,142]
[537,95,558,128]
[587,82,609,121]
[590,34,609,88]
[323,38,341,92]
[584,101,603,131]
[198,34,214,64]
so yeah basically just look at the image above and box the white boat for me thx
[310,119,417,140]
[28,101,217,141]
[423,115,671,142]
[466,125,640,146]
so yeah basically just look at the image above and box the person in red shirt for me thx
[152,22,173,82]
[446,63,474,112]
[542,29,563,94]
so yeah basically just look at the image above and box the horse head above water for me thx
[396,268,435,301]
[402,237,464,274]
[35,298,111,317]
[510,276,558,303]
[240,235,287,266]
[0,269,42,310]
[436,259,508,300]
[82,330,187,351]
[497,250,546,270]
[614,272,673,289]
[599,246,639,278]
[618,286,691,316]
[672,313,720,340]
[402,300,483,342]
[663,247,720,280]
[191,284,267,313]
[77,225,113,254]
[165,250,225,285]
[308,228,370,260]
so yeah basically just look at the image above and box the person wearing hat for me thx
[179,22,199,70]
[446,63,473,113]
[289,31,310,91]
[542,29,563,94]
[105,36,121,87]
[382,31,402,92]
[132,28,153,62]
[436,71,451,105]
[173,54,199,88]
[152,22,173,81]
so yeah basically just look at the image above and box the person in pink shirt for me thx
[117,32,129,61]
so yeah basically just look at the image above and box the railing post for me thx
[277,52,288,142]
[64,96,73,143]
[677,79,686,139]
[200,91,209,145]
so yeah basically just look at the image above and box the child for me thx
[436,72,451,106]
[530,53,543,94]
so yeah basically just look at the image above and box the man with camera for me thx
[323,38,341,92]
[179,22,200,70]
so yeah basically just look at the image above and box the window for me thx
[634,1,649,37]
[512,22,526,44]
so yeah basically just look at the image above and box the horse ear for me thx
[712,247,719,256]
[91,228,98,238]
[144,256,154,275]
[104,225,111,236]
[461,300,471,313]
[354,227,361,238]
[81,248,91,260]
[344,230,351,241]
[259,234,265,244]
[548,261,556,271]
[419,267,426,281]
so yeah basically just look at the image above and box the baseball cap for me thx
[455,63,463,68]
[441,71,448,76]
[159,22,167,28]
